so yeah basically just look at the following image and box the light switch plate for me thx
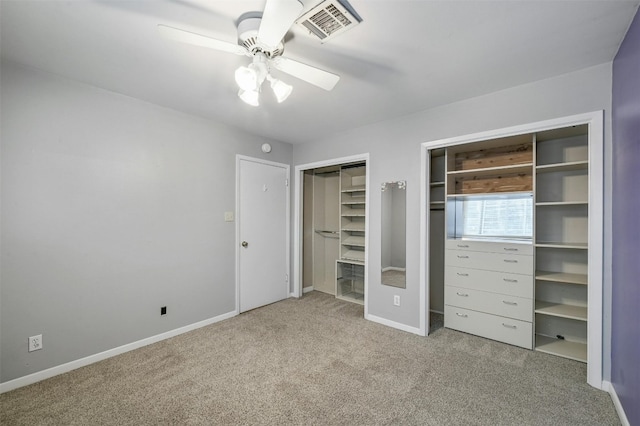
[224,212,234,222]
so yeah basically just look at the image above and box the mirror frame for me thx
[381,180,407,288]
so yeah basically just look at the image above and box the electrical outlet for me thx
[393,295,400,306]
[28,334,42,352]
[161,306,167,316]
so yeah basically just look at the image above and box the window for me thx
[461,194,533,240]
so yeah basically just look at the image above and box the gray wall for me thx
[1,58,617,386]
[0,61,292,383]
[293,62,614,369]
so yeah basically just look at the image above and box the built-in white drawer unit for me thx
[445,266,532,298]
[446,239,533,255]
[445,286,533,322]
[445,305,533,349]
[445,249,533,275]
[444,239,534,349]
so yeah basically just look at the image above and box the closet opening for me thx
[427,148,446,333]
[293,155,369,313]
[421,111,604,388]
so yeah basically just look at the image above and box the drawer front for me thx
[446,239,533,255]
[445,266,532,298]
[446,249,533,275]
[445,286,532,322]
[444,305,533,349]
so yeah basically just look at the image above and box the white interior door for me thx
[238,156,289,313]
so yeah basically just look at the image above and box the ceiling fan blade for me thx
[157,24,247,56]
[258,0,303,50]
[271,56,340,91]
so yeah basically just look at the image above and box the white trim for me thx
[303,286,314,294]
[236,155,291,314]
[0,310,237,394]
[603,381,630,426]
[421,111,603,151]
[419,145,429,336]
[293,154,370,316]
[586,112,604,388]
[420,111,604,387]
[366,313,422,335]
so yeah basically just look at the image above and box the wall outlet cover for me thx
[28,334,43,352]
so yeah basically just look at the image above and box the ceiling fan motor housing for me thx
[237,17,284,58]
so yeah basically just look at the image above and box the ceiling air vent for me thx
[296,0,362,42]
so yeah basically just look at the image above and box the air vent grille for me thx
[296,0,362,42]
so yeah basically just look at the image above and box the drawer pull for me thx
[457,244,469,248]
[457,272,469,277]
[503,278,518,283]
[457,255,469,259]
[456,292,469,297]
[502,323,517,329]
[504,248,519,251]
[503,259,518,263]
[502,300,518,306]
[456,312,468,318]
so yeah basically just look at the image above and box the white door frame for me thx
[420,111,604,388]
[292,154,370,313]
[235,155,290,314]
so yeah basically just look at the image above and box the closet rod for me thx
[315,229,340,238]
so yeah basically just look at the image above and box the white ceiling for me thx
[1,0,638,145]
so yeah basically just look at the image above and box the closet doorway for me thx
[293,154,369,312]
[420,111,604,388]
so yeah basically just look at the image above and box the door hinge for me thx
[285,179,289,187]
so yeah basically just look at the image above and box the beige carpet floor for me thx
[1,292,619,425]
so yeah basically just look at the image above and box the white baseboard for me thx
[603,380,630,426]
[0,309,238,394]
[303,286,314,294]
[365,313,422,335]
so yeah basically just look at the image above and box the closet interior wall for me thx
[303,168,340,295]
[429,149,446,313]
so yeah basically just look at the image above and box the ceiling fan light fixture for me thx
[269,77,293,103]
[235,66,258,91]
[158,0,342,109]
[238,89,260,106]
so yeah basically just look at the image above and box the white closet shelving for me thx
[336,164,367,305]
[443,135,535,349]
[534,125,589,362]
[440,125,592,362]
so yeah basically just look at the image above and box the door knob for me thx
[241,241,248,248]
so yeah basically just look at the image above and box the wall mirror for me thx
[381,180,406,288]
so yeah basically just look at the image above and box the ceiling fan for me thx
[158,0,340,106]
